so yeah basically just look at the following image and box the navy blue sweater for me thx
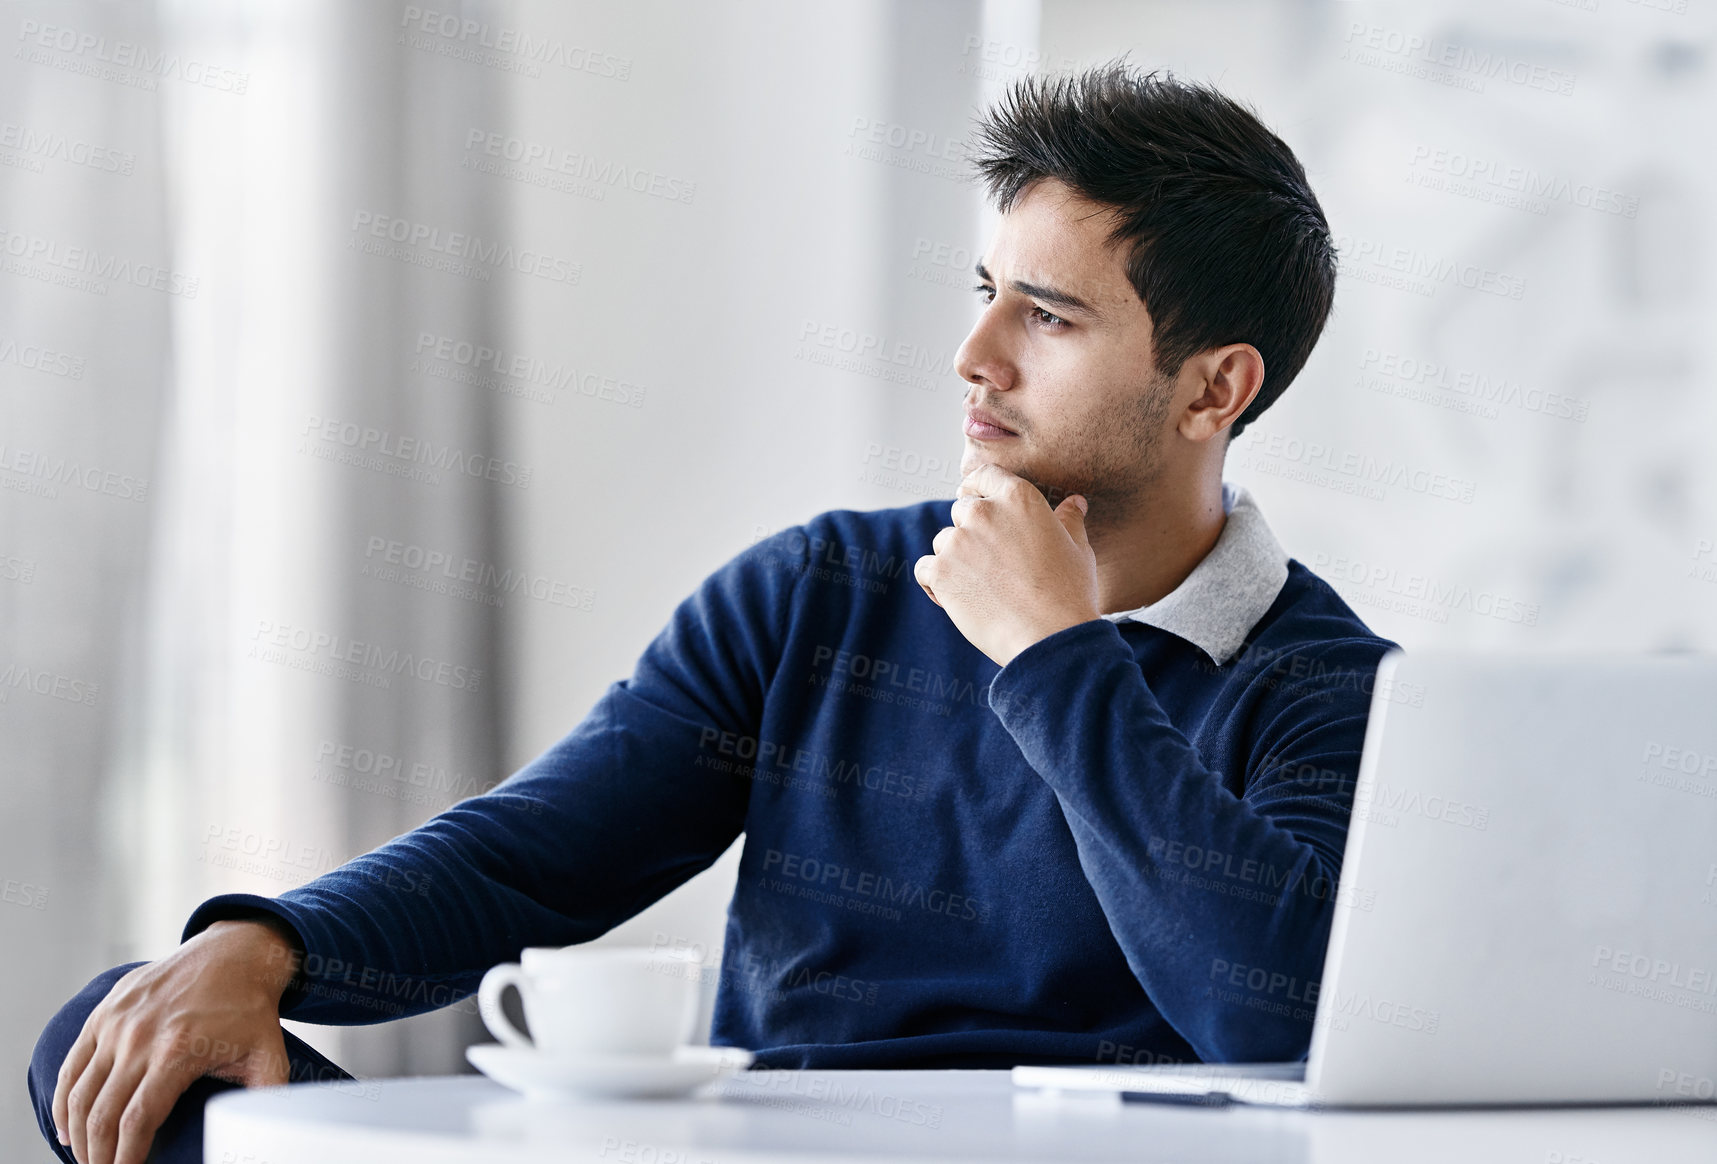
[187,500,1396,1069]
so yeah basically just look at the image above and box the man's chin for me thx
[960,446,1082,506]
[960,442,1025,479]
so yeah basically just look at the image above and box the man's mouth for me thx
[963,406,1018,440]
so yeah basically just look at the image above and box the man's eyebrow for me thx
[974,260,1102,319]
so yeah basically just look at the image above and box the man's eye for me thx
[973,285,1066,330]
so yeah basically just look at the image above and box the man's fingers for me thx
[913,555,941,607]
[67,1046,115,1164]
[931,526,958,556]
[952,495,1002,529]
[113,1063,195,1164]
[958,461,1018,497]
[84,1053,149,1164]
[1053,495,1090,548]
[54,1016,102,1144]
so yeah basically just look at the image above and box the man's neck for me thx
[1086,472,1228,616]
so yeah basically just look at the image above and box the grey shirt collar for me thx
[1098,482,1290,667]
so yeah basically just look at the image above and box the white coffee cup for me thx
[478,945,704,1057]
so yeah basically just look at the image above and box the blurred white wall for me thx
[1039,0,1717,652]
[2,0,1714,1157]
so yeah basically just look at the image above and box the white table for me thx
[204,1069,1717,1164]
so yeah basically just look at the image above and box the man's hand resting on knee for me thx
[52,918,303,1164]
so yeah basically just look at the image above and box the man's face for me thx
[955,177,1179,511]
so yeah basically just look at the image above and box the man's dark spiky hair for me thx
[966,58,1337,438]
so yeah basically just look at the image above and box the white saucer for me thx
[466,1043,755,1100]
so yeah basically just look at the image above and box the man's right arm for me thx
[53,525,810,1164]
[200,522,811,1021]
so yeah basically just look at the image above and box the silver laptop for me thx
[1014,650,1717,1107]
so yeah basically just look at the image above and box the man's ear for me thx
[1178,343,1265,443]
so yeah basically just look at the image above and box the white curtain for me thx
[2,0,178,1152]
[2,0,1003,1151]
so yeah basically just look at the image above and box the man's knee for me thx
[27,962,150,1153]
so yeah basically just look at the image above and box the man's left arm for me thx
[915,464,1387,1062]
[987,623,1386,1064]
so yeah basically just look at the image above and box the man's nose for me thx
[954,320,1014,391]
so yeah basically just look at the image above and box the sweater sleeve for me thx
[183,527,808,1024]
[986,617,1391,1064]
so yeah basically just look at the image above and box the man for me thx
[32,61,1396,1164]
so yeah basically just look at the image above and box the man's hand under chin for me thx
[913,463,1103,667]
